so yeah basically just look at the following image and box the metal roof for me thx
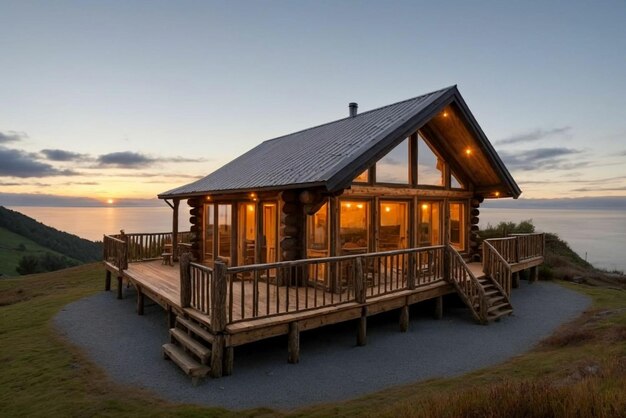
[159,86,520,198]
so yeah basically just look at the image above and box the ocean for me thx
[6,206,625,272]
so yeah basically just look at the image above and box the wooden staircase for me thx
[162,316,214,385]
[475,276,513,322]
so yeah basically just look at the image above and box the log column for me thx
[280,190,305,286]
[469,196,483,262]
[187,198,204,261]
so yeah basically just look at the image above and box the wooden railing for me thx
[483,240,512,295]
[509,233,545,261]
[484,233,545,265]
[221,246,445,324]
[447,246,486,323]
[103,234,127,274]
[105,231,193,263]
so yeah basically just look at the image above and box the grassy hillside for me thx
[0,207,102,277]
[0,227,79,276]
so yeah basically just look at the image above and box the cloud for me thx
[499,147,583,171]
[0,130,27,144]
[41,148,90,162]
[497,127,571,145]
[97,151,157,168]
[97,151,206,168]
[571,186,626,192]
[0,181,51,187]
[0,147,78,178]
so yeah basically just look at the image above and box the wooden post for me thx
[443,200,450,282]
[172,199,180,261]
[137,286,144,315]
[288,322,300,364]
[531,266,539,283]
[434,296,443,320]
[354,257,366,304]
[212,261,228,332]
[105,270,111,291]
[179,252,191,308]
[399,304,409,332]
[407,252,416,290]
[512,272,520,289]
[210,335,224,378]
[116,276,123,299]
[223,346,234,376]
[357,306,367,346]
[167,306,176,329]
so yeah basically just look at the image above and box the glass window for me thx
[417,134,444,186]
[378,201,409,250]
[307,202,329,284]
[451,171,464,189]
[418,201,441,246]
[353,169,369,183]
[204,204,214,261]
[218,204,232,260]
[262,203,277,264]
[238,203,256,265]
[449,202,466,251]
[376,138,409,184]
[339,200,369,255]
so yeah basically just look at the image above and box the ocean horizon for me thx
[5,205,625,273]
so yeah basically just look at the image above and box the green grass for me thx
[0,227,78,277]
[0,264,625,417]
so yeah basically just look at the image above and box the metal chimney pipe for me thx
[349,102,358,117]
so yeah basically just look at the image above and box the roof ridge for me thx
[262,85,456,144]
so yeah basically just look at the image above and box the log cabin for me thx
[103,86,545,383]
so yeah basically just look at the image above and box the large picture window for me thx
[339,200,369,255]
[418,201,442,246]
[378,201,409,250]
[217,204,232,260]
[449,202,466,251]
[204,204,214,261]
[376,138,409,184]
[417,134,444,186]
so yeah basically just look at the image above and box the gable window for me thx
[417,134,444,187]
[353,169,369,183]
[376,138,409,184]
[451,171,464,189]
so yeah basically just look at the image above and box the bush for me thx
[16,253,78,275]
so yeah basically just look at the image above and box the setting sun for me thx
[107,199,114,205]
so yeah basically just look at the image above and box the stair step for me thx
[169,328,211,364]
[484,289,499,296]
[487,302,511,314]
[162,343,210,377]
[488,308,513,321]
[488,295,505,305]
[176,316,215,344]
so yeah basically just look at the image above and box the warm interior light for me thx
[107,199,114,205]
[249,192,256,198]
[442,111,449,117]
[247,204,254,212]
[356,203,363,209]
[345,203,352,208]
[206,196,211,201]
[495,191,500,197]
[385,206,391,212]
[421,204,428,210]
[465,148,472,156]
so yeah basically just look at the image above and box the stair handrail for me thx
[446,245,488,324]
[483,240,513,296]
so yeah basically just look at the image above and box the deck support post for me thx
[116,276,123,299]
[288,322,300,364]
[357,306,367,346]
[434,296,443,320]
[224,346,234,376]
[530,266,539,283]
[136,286,144,315]
[167,306,176,329]
[105,270,111,291]
[179,253,191,308]
[512,272,520,289]
[172,199,180,262]
[399,304,409,332]
[210,335,224,378]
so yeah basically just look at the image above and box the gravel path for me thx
[54,280,590,410]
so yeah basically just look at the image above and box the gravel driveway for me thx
[54,280,590,410]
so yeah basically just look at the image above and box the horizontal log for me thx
[299,190,320,205]
[282,249,300,260]
[471,208,480,217]
[281,224,299,236]
[281,202,301,215]
[189,207,202,216]
[470,216,479,225]
[470,225,479,232]
[187,198,201,207]
[281,190,299,203]
[280,237,300,251]
[282,214,301,227]
[189,216,199,224]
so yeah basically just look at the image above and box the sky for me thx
[1,0,625,206]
